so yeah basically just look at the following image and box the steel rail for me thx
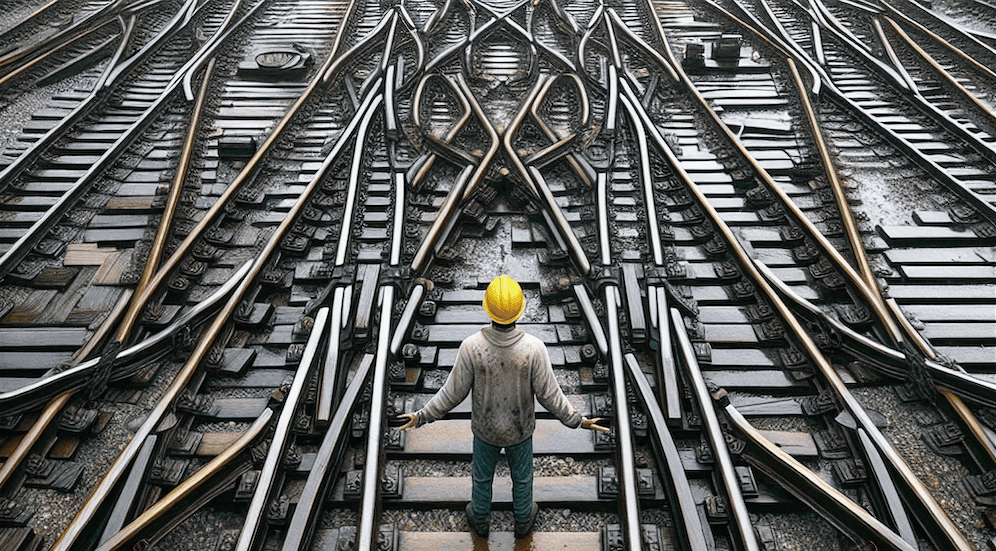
[410,164,475,273]
[604,8,679,83]
[49,70,383,550]
[0,285,130,491]
[411,73,498,273]
[528,166,593,274]
[670,309,760,551]
[390,169,405,264]
[0,16,129,193]
[234,307,331,551]
[0,0,132,69]
[647,286,680,421]
[100,0,198,90]
[0,261,251,415]
[723,0,996,227]
[0,0,210,282]
[0,0,233,194]
[574,4,605,87]
[501,74,549,197]
[0,390,72,492]
[885,16,996,121]
[626,49,973,548]
[135,57,215,308]
[785,58,886,324]
[317,286,349,423]
[462,0,574,77]
[605,65,619,134]
[180,0,242,100]
[0,0,62,48]
[112,6,364,344]
[755,260,996,409]
[808,0,881,56]
[835,0,883,13]
[385,62,399,140]
[603,285,642,551]
[888,0,996,61]
[809,0,996,163]
[496,74,586,266]
[877,290,996,463]
[420,0,549,75]
[874,17,920,92]
[393,4,426,89]
[523,133,578,167]
[749,0,996,468]
[389,282,429,356]
[622,353,709,551]
[533,0,580,36]
[787,53,996,469]
[280,354,375,551]
[672,7,902,349]
[93,409,274,551]
[94,12,131,87]
[619,91,664,266]
[596,169,610,266]
[355,284,396,551]
[0,19,117,89]
[421,0,454,36]
[316,89,384,421]
[409,59,472,170]
[573,284,609,357]
[682,370,918,551]
[737,0,828,93]
[529,73,594,187]
[882,2,996,81]
[321,11,397,85]
[724,401,918,551]
[0,45,219,498]
[854,20,996,468]
[335,91,385,266]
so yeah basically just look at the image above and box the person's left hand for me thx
[581,417,610,433]
[397,413,418,430]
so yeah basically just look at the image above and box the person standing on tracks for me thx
[398,274,609,539]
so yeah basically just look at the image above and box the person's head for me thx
[482,275,524,329]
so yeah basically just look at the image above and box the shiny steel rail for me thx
[625,19,974,544]
[93,409,276,551]
[677,333,917,551]
[234,308,331,551]
[49,55,381,549]
[280,354,375,551]
[752,0,996,224]
[0,0,219,281]
[668,311,759,550]
[785,50,996,469]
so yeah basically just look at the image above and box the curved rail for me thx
[624,23,974,545]
[49,65,383,551]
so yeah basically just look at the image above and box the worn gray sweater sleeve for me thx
[415,342,473,426]
[531,341,582,429]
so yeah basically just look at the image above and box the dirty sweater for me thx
[414,326,582,446]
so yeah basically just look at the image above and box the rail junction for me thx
[0,0,995,548]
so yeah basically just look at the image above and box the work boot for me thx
[514,502,539,539]
[465,503,489,538]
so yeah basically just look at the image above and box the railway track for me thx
[0,0,994,550]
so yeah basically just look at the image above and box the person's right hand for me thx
[581,417,610,433]
[397,413,418,430]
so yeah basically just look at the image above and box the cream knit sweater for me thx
[414,325,582,446]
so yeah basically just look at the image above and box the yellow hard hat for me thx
[482,275,525,324]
